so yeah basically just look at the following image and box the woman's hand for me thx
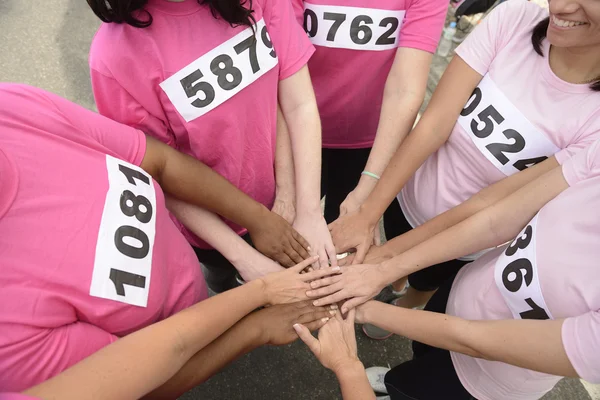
[294,309,360,373]
[294,210,338,270]
[306,264,389,313]
[271,193,296,225]
[260,256,342,305]
[248,209,311,267]
[328,207,378,264]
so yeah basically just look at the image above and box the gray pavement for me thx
[0,1,593,399]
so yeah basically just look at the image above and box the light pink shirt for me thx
[0,84,206,392]
[400,0,600,233]
[89,0,314,248]
[447,139,600,400]
[292,0,447,148]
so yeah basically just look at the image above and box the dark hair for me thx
[532,17,600,91]
[87,0,255,29]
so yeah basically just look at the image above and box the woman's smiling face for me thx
[546,0,600,49]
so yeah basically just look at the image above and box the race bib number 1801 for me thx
[303,3,405,51]
[458,75,560,176]
[160,19,278,122]
[90,156,157,307]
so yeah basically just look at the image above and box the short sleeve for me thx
[39,88,148,167]
[561,139,600,186]
[562,311,600,383]
[397,0,449,53]
[262,0,315,80]
[0,323,116,392]
[455,0,538,76]
[290,0,305,26]
[0,394,39,400]
[555,109,600,167]
[90,69,175,147]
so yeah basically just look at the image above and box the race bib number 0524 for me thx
[160,19,278,122]
[458,75,560,176]
[494,215,553,320]
[90,156,157,307]
[303,3,405,51]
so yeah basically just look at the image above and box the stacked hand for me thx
[294,210,338,270]
[328,207,378,264]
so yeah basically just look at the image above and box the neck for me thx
[549,44,600,84]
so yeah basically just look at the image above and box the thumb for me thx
[354,243,368,264]
[294,323,320,355]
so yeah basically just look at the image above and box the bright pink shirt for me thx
[447,139,600,400]
[0,84,206,392]
[399,1,600,239]
[292,0,447,148]
[89,0,314,248]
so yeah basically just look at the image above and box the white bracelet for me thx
[361,170,380,180]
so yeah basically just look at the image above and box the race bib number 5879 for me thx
[161,19,278,122]
[90,156,157,307]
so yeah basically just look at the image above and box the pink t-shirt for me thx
[0,84,206,392]
[292,0,447,148]
[89,0,314,248]
[447,139,600,400]
[399,0,600,236]
[0,395,37,400]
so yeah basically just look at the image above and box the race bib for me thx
[494,215,553,320]
[458,75,560,176]
[90,156,157,307]
[303,3,405,51]
[160,19,278,122]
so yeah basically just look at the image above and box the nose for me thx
[549,0,581,16]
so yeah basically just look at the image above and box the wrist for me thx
[246,204,272,233]
[357,203,379,230]
[296,202,322,218]
[378,258,403,285]
[239,311,270,347]
[333,359,365,378]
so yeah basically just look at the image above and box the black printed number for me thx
[120,190,153,224]
[114,225,150,259]
[502,258,533,293]
[260,26,277,58]
[505,225,533,257]
[470,105,505,138]
[323,12,346,42]
[210,54,242,91]
[461,87,482,116]
[303,11,398,45]
[520,298,550,320]
[485,129,526,164]
[119,164,150,186]
[181,69,216,108]
[350,15,373,45]
[513,156,548,171]
[376,17,399,45]
[109,268,146,296]
[304,9,318,37]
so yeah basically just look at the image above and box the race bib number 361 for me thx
[90,156,157,307]
[160,19,278,122]
[494,215,553,320]
[458,75,560,176]
[303,3,405,51]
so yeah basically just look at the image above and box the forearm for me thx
[143,137,268,232]
[335,362,376,400]
[275,103,296,199]
[379,166,569,282]
[279,67,322,215]
[144,314,265,400]
[167,198,281,278]
[362,302,577,378]
[380,157,560,258]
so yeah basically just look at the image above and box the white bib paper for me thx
[161,19,278,122]
[303,3,405,51]
[90,155,157,307]
[458,75,560,176]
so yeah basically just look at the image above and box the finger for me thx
[289,255,320,273]
[306,282,344,298]
[291,230,312,257]
[318,248,329,270]
[326,242,338,268]
[345,308,356,324]
[312,290,349,307]
[302,317,330,332]
[297,309,335,325]
[277,252,296,268]
[341,298,366,315]
[301,265,341,282]
[284,244,304,265]
[354,243,368,264]
[288,237,311,262]
[308,275,343,289]
[293,323,321,354]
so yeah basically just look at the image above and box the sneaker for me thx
[374,281,409,304]
[366,366,391,394]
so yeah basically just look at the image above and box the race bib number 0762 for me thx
[303,3,405,51]
[458,75,560,176]
[160,19,278,122]
[90,156,157,307]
